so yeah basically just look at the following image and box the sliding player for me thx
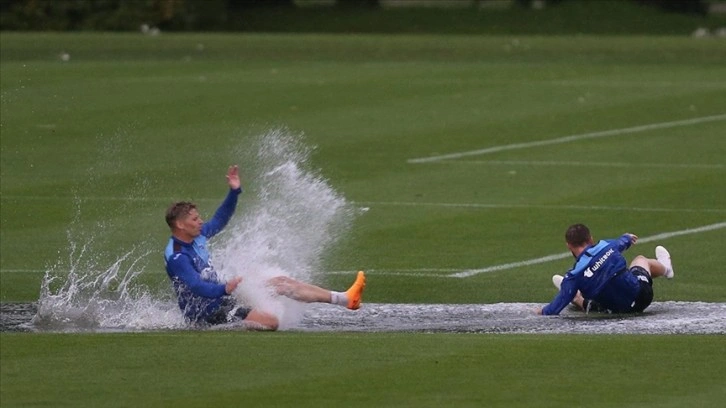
[163,165,366,330]
[537,223,674,315]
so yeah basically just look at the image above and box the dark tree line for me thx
[514,0,707,14]
[226,0,379,7]
[0,0,709,31]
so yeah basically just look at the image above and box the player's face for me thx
[177,209,203,238]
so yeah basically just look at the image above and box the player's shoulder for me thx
[166,250,193,271]
[164,239,191,263]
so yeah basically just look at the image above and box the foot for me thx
[655,246,674,279]
[552,274,564,290]
[345,271,366,310]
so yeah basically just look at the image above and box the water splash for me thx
[31,128,355,331]
[215,128,355,329]
[32,228,185,332]
[30,124,187,332]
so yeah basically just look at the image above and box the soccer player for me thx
[164,165,366,330]
[537,223,674,315]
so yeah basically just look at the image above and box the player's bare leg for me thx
[241,272,366,331]
[266,271,366,309]
[630,255,668,278]
[243,309,279,330]
[267,276,331,303]
[629,246,674,279]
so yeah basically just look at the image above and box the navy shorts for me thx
[205,298,251,325]
[583,266,654,314]
[629,266,654,313]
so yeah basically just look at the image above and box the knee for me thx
[263,317,279,331]
[246,310,279,331]
[630,255,648,268]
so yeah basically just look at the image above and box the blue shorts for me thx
[205,298,251,325]
[629,266,654,313]
[583,266,654,313]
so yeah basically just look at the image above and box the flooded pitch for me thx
[293,302,726,334]
[3,301,724,334]
[6,131,722,336]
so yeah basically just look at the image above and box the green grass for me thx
[2,332,725,408]
[1,32,725,407]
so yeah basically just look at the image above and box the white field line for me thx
[407,114,726,164]
[442,160,725,169]
[6,222,725,278]
[356,201,726,214]
[450,221,726,278]
[326,222,726,279]
[548,79,726,88]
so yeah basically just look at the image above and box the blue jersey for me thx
[164,188,241,323]
[542,234,640,315]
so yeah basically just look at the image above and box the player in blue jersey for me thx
[537,223,674,315]
[164,165,366,330]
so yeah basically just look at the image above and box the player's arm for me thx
[167,253,227,298]
[202,187,242,238]
[541,275,578,315]
[202,166,243,238]
[611,233,637,253]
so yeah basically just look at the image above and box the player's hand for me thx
[625,233,638,244]
[534,308,543,315]
[226,165,241,190]
[225,276,242,294]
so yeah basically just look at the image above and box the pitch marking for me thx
[451,221,726,278]
[407,114,726,164]
[325,222,726,279]
[443,160,725,169]
[4,223,725,279]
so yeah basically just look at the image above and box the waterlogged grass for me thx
[1,332,725,408]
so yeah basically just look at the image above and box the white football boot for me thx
[655,246,674,279]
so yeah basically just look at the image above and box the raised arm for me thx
[202,165,243,238]
[226,165,241,190]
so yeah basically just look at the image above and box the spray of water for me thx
[31,128,354,331]
[32,226,185,332]
[215,128,355,329]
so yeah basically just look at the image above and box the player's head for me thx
[166,201,203,239]
[565,223,593,254]
[166,201,197,228]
